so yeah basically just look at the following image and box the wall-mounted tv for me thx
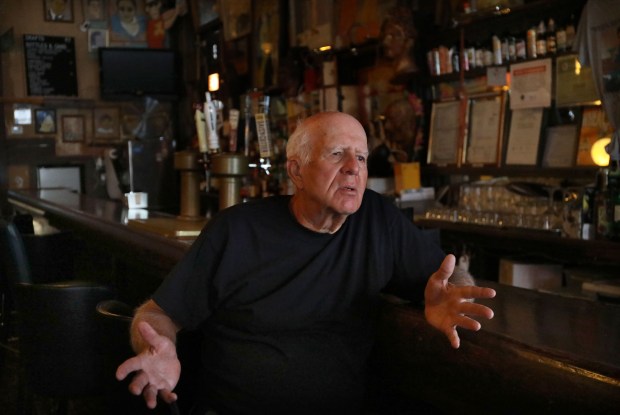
[99,47,181,101]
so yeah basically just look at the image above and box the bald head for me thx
[286,112,367,166]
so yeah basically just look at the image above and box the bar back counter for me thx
[8,189,620,413]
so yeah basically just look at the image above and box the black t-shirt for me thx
[153,189,444,414]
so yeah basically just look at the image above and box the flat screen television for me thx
[98,47,181,100]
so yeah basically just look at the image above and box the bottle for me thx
[492,34,503,65]
[546,18,557,55]
[556,22,567,52]
[595,168,610,239]
[526,27,537,59]
[565,14,576,50]
[536,20,547,57]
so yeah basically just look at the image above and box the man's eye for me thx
[357,156,367,163]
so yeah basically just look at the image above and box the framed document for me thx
[427,100,464,166]
[555,54,599,107]
[464,94,506,166]
[541,125,579,168]
[510,59,552,110]
[504,107,544,166]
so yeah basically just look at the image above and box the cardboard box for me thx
[499,258,563,290]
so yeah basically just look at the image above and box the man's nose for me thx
[341,153,359,175]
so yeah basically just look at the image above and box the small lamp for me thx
[591,137,611,166]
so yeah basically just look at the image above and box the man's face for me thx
[298,115,369,216]
[118,0,136,22]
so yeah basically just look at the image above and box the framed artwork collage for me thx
[5,103,173,154]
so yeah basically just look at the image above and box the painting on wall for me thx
[62,115,86,142]
[44,0,74,22]
[34,109,57,134]
[83,0,108,23]
[108,0,147,47]
[93,107,120,143]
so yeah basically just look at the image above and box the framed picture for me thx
[542,125,579,168]
[504,108,545,166]
[44,0,74,22]
[108,0,147,46]
[93,107,120,142]
[427,100,465,166]
[464,93,506,166]
[83,0,107,23]
[61,115,85,142]
[34,109,57,134]
[190,0,219,30]
[88,28,108,52]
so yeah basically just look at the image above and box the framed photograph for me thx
[190,0,219,29]
[83,0,107,23]
[34,109,57,134]
[504,107,545,166]
[44,0,74,22]
[542,125,579,168]
[427,100,465,166]
[88,28,108,52]
[93,107,120,142]
[61,115,85,142]
[464,93,506,166]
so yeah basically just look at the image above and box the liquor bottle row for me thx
[591,163,620,241]
[427,14,577,76]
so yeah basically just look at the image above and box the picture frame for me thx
[542,125,579,168]
[83,0,107,23]
[464,93,506,167]
[427,100,465,166]
[555,54,599,107]
[44,0,74,22]
[93,107,120,142]
[88,28,108,52]
[576,106,613,166]
[61,115,85,142]
[191,0,219,30]
[504,107,545,166]
[34,109,57,134]
[108,0,147,46]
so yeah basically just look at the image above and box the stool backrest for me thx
[15,281,115,398]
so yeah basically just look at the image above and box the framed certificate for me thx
[464,94,506,166]
[541,125,579,168]
[504,108,544,166]
[555,54,599,107]
[427,100,465,166]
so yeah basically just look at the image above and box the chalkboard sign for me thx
[24,34,78,97]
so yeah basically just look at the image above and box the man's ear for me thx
[287,159,303,189]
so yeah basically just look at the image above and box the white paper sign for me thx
[510,59,552,110]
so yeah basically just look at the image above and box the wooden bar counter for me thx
[8,188,620,413]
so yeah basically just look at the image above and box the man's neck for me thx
[289,196,346,234]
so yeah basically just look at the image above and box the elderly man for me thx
[117,111,495,414]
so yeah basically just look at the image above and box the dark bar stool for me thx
[15,281,116,415]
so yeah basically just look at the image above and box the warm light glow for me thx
[208,73,219,92]
[318,45,332,52]
[591,137,611,166]
[575,59,581,76]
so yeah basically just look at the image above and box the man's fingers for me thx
[433,254,456,282]
[458,301,495,320]
[160,389,178,404]
[116,356,143,380]
[143,384,159,409]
